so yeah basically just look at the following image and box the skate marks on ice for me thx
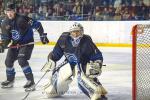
[0,46,132,100]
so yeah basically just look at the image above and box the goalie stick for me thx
[22,60,68,100]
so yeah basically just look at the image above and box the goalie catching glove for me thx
[41,59,56,72]
[86,60,103,78]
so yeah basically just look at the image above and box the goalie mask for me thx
[69,22,84,47]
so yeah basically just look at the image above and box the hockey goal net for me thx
[132,24,150,100]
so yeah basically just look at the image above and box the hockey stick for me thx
[7,42,39,49]
[22,60,68,100]
[1,32,49,49]
[52,60,68,74]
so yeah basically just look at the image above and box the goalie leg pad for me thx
[44,78,72,98]
[77,73,107,100]
[43,63,73,98]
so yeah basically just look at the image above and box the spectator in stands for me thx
[0,0,149,21]
[114,6,122,20]
[94,6,103,20]
[114,0,122,9]
[121,7,131,20]
[102,7,109,20]
[107,5,115,20]
[72,1,82,16]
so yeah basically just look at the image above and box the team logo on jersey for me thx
[64,53,78,64]
[11,30,20,40]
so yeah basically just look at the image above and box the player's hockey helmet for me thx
[69,22,84,35]
[5,2,16,11]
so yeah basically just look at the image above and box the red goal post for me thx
[132,24,150,100]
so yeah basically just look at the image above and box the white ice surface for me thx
[0,46,132,100]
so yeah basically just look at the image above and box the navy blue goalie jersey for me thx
[51,32,103,72]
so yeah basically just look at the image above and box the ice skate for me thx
[1,80,14,88]
[24,80,35,92]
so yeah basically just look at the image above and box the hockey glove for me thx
[40,33,49,44]
[0,45,4,53]
[86,60,103,78]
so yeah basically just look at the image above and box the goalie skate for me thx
[100,95,108,100]
[98,95,108,100]
[1,80,14,88]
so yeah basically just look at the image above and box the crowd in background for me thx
[0,0,150,21]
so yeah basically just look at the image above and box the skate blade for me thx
[1,85,13,88]
[25,87,36,92]
[99,98,108,100]
[25,85,36,92]
[100,96,108,100]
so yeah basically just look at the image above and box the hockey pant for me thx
[5,45,34,82]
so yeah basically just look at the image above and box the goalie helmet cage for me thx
[132,24,150,100]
